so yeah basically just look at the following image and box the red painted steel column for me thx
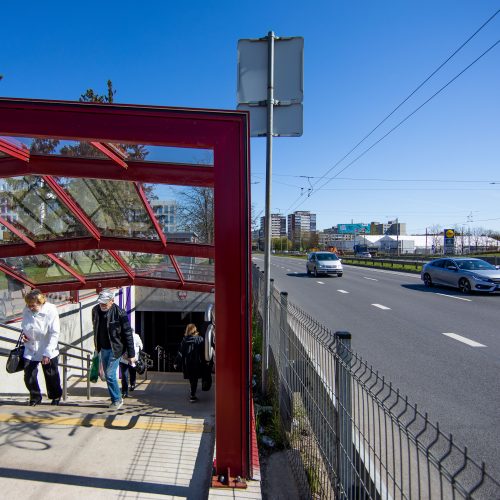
[214,117,251,477]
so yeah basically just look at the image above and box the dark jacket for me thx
[92,303,134,359]
[175,335,204,379]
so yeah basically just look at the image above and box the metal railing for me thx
[252,265,499,499]
[0,323,93,400]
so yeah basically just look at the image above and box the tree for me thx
[429,224,442,254]
[176,187,214,245]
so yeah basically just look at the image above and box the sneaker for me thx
[51,398,61,406]
[130,384,135,392]
[189,396,198,403]
[109,399,123,410]
[122,392,129,398]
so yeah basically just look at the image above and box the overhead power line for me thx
[287,36,500,213]
[284,10,500,214]
[309,9,500,192]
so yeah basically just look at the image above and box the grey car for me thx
[306,252,343,277]
[421,257,500,294]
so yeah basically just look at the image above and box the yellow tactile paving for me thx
[0,412,206,433]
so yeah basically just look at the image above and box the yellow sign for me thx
[445,229,455,238]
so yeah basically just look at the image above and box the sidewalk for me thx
[0,371,261,499]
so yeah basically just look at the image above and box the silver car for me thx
[421,257,500,294]
[306,252,343,277]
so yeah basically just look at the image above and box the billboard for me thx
[444,228,455,255]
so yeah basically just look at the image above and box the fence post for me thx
[335,331,352,498]
[279,291,288,372]
[261,278,274,394]
[86,353,91,400]
[62,352,68,401]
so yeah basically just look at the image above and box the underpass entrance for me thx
[137,310,205,371]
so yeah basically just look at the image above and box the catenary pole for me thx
[262,31,275,395]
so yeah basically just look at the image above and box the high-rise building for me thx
[287,211,317,248]
[152,200,178,234]
[260,213,287,239]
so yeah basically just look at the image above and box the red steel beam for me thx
[37,276,214,293]
[107,250,135,279]
[90,142,128,169]
[0,237,215,259]
[169,255,185,285]
[46,253,86,284]
[0,261,35,288]
[42,175,102,241]
[0,216,36,248]
[134,182,167,247]
[0,137,30,162]
[0,156,214,186]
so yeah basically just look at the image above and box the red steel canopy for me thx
[0,98,252,477]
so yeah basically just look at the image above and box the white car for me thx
[306,252,343,277]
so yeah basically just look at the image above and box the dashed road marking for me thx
[363,277,378,281]
[286,269,291,272]
[372,304,391,310]
[435,293,472,302]
[317,281,325,285]
[337,290,349,294]
[442,333,486,347]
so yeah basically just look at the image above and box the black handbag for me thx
[6,334,26,374]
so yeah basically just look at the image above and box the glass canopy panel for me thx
[0,177,91,241]
[7,137,213,165]
[57,177,159,239]
[53,250,127,279]
[0,226,23,245]
[177,257,214,283]
[119,252,179,280]
[144,184,214,245]
[1,255,74,284]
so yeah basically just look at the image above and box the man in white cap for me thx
[92,289,135,410]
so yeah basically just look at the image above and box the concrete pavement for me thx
[0,371,261,499]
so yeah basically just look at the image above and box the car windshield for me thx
[317,253,338,261]
[456,259,496,271]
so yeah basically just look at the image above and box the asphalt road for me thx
[252,254,500,481]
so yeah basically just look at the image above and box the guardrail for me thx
[253,265,499,499]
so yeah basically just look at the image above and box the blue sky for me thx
[1,1,499,234]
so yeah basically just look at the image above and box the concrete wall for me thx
[135,286,213,313]
[0,286,135,397]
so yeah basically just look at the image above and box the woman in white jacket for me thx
[120,330,143,397]
[21,289,62,406]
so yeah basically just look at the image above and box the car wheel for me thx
[423,273,433,287]
[337,273,343,277]
[459,278,471,294]
[306,267,311,276]
[314,267,318,277]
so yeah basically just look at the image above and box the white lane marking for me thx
[372,304,391,310]
[363,277,378,281]
[286,269,291,272]
[317,281,325,285]
[345,265,421,279]
[435,293,472,302]
[442,333,486,347]
[337,290,349,294]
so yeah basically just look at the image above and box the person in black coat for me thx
[92,289,135,410]
[174,323,204,402]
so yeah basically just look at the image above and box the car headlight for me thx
[469,274,492,282]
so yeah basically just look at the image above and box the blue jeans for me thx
[100,349,122,403]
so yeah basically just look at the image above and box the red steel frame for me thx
[0,98,252,477]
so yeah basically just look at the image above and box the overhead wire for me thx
[287,36,500,212]
[282,10,500,213]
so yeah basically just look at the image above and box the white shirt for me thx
[121,333,143,363]
[21,302,60,361]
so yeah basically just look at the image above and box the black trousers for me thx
[24,356,62,402]
[120,362,136,394]
[189,375,198,397]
